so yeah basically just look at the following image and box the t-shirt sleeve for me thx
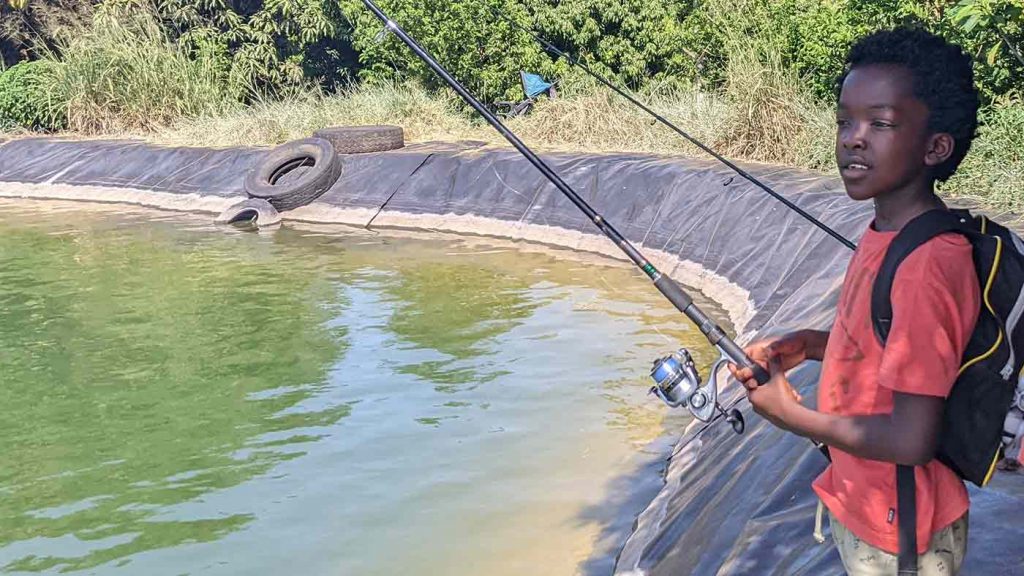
[877,234,981,397]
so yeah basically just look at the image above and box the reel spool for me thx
[650,349,745,434]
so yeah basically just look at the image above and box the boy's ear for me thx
[924,132,955,167]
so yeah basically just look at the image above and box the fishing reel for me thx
[649,349,746,434]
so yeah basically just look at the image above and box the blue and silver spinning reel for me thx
[650,349,746,434]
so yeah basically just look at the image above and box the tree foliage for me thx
[97,0,357,92]
[342,0,1022,104]
[949,0,1024,97]
[342,0,711,103]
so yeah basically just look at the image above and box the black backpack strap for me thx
[897,464,918,575]
[872,209,973,575]
[871,209,972,343]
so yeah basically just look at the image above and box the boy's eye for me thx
[872,121,894,129]
[836,118,850,127]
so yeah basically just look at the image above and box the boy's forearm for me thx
[778,402,934,465]
[804,329,830,361]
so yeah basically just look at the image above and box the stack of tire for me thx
[221,126,404,227]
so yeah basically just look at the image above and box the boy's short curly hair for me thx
[839,27,980,182]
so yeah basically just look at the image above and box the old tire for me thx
[312,125,404,154]
[215,198,282,228]
[245,138,343,212]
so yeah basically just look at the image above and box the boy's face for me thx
[835,65,933,201]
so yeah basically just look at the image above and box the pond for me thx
[0,201,725,576]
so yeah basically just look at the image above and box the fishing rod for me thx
[486,6,857,252]
[361,0,772,435]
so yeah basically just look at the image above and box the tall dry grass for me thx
[42,9,240,134]
[150,81,483,148]
[152,69,831,171]
[944,101,1024,211]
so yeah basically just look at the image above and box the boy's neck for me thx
[872,181,946,232]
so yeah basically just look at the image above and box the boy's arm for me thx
[749,237,977,466]
[765,377,944,465]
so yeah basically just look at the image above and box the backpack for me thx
[870,208,1024,574]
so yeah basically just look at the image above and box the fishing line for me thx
[484,5,857,252]
[365,153,436,230]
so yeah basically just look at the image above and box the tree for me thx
[950,0,1024,97]
[101,0,357,92]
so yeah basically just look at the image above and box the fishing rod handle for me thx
[653,274,770,385]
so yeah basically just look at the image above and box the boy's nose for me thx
[841,123,867,150]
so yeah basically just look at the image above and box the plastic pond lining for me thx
[1,137,1022,574]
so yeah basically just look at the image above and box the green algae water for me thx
[0,201,725,576]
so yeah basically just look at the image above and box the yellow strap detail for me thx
[953,231,1004,487]
[983,445,1003,485]
[960,235,1004,375]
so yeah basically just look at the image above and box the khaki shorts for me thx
[829,512,969,576]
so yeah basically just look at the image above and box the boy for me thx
[730,28,981,575]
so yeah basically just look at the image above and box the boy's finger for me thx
[732,367,752,382]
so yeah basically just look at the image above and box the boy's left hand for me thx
[744,355,802,430]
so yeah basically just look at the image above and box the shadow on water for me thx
[571,289,728,576]
[0,213,351,573]
[575,454,672,576]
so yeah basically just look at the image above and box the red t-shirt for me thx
[812,222,980,555]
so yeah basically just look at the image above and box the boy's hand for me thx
[746,355,803,430]
[728,329,827,389]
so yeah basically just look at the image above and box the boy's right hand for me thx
[728,329,828,390]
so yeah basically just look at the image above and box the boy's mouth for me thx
[840,158,872,179]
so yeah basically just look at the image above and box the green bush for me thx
[342,0,703,104]
[0,60,65,131]
[100,0,355,93]
[343,0,553,104]
[669,0,1022,103]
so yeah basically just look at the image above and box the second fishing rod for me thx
[360,0,771,434]
[487,5,856,252]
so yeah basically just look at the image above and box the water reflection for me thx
[384,264,535,393]
[0,212,349,572]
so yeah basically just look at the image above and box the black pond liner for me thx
[1,137,1021,575]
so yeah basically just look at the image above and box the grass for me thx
[149,64,836,172]
[42,9,239,134]
[944,102,1024,212]
[148,81,484,148]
